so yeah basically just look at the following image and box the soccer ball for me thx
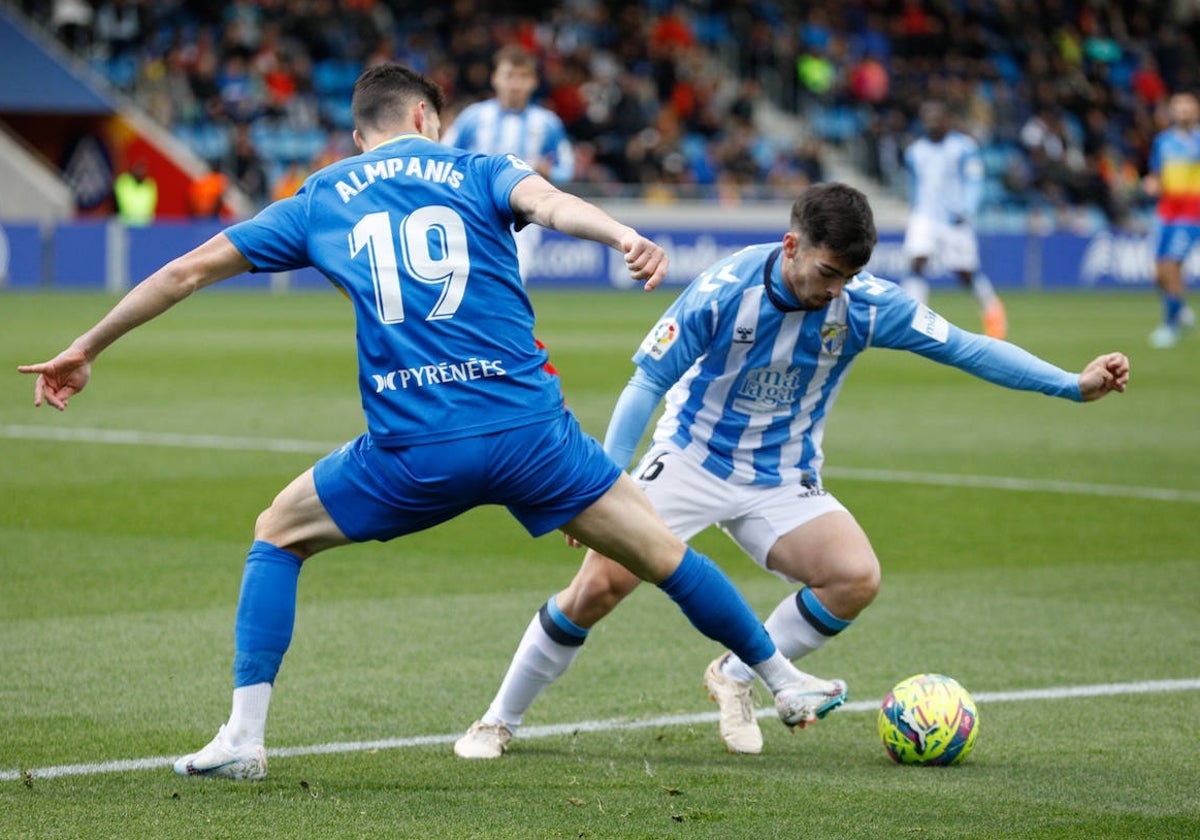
[878,673,978,766]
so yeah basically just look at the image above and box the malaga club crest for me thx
[640,317,680,360]
[820,322,848,355]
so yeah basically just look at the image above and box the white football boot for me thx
[453,720,513,759]
[774,674,849,730]
[703,654,763,754]
[173,725,267,780]
[1148,323,1180,349]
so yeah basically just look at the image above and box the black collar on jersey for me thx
[761,246,805,312]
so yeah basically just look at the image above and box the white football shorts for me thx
[902,213,980,273]
[631,443,847,583]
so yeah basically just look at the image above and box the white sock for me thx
[969,274,998,308]
[723,592,830,683]
[226,682,271,745]
[482,611,583,730]
[748,650,804,693]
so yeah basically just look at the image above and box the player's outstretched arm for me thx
[1078,352,1130,402]
[17,233,252,411]
[509,175,668,290]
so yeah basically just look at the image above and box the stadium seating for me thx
[15,0,1192,224]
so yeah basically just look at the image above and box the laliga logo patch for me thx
[640,317,679,360]
[820,322,848,356]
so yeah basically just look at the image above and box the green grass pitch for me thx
[1,288,1197,839]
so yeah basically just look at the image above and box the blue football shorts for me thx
[313,409,621,542]
[1151,220,1200,262]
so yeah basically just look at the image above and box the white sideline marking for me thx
[3,678,1198,782]
[823,465,1200,504]
[0,424,336,454]
[4,424,1199,504]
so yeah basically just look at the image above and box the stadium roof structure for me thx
[0,5,113,114]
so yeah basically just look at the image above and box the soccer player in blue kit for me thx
[453,182,1130,759]
[17,64,830,780]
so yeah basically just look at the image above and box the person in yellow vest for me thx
[113,160,158,226]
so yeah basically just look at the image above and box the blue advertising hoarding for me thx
[1,221,1178,293]
[0,223,42,287]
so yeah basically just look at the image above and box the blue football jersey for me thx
[633,244,1081,486]
[224,134,563,447]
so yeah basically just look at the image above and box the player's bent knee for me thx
[841,557,881,611]
[252,506,278,543]
[572,574,635,624]
[851,563,882,608]
[820,556,880,618]
[561,559,640,626]
[251,504,335,561]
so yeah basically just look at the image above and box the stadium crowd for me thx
[20,0,1200,226]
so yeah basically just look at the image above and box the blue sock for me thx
[657,547,776,666]
[1164,294,1184,326]
[233,541,304,688]
[539,596,589,647]
[796,587,852,637]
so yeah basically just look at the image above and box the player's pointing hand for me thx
[17,347,92,411]
[1078,352,1130,401]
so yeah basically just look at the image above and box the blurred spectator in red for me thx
[546,55,590,133]
[848,54,888,105]
[649,6,696,53]
[1131,53,1169,108]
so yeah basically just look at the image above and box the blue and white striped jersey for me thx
[905,131,984,222]
[442,99,575,183]
[631,243,1080,487]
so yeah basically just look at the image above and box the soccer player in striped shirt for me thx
[1143,91,1200,349]
[901,101,1007,340]
[19,63,832,780]
[441,46,575,184]
[442,45,575,281]
[454,182,1129,759]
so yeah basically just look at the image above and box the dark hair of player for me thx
[351,64,447,134]
[790,182,877,268]
[494,44,537,71]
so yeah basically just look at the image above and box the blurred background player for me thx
[1143,91,1200,349]
[901,101,1007,340]
[454,183,1129,760]
[441,45,575,280]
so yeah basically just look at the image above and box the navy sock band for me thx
[796,587,852,637]
[538,597,588,647]
[658,547,776,666]
[233,541,304,687]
